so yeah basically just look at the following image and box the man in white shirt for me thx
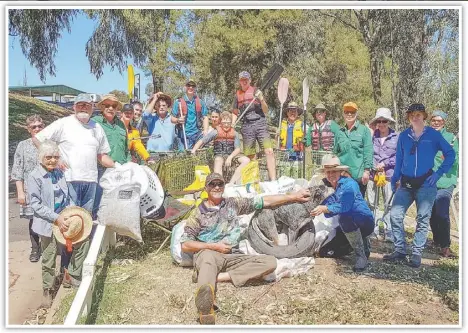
[34,93,115,213]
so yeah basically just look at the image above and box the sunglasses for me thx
[103,103,119,109]
[376,120,388,124]
[208,181,225,188]
[186,84,196,88]
[344,111,357,116]
[45,155,60,161]
[431,119,444,123]
[29,124,44,130]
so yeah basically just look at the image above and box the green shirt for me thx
[93,114,131,164]
[433,128,458,189]
[333,120,373,180]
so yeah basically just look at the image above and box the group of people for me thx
[11,69,459,324]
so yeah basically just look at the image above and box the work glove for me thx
[427,173,441,187]
[255,90,264,101]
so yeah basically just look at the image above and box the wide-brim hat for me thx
[154,93,173,108]
[97,94,123,111]
[317,155,349,172]
[283,101,303,116]
[370,107,396,125]
[52,206,93,246]
[314,102,328,113]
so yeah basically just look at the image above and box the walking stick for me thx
[276,78,289,149]
[179,102,188,150]
[234,63,284,126]
[302,78,309,178]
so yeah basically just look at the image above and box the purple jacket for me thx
[372,128,399,179]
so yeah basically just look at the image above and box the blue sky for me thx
[8,13,152,99]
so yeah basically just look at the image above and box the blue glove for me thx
[391,181,397,193]
[427,173,441,187]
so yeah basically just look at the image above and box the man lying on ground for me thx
[181,172,311,325]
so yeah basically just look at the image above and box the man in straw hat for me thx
[310,155,374,272]
[333,102,373,198]
[429,110,459,257]
[92,94,131,219]
[367,107,399,242]
[143,91,177,152]
[181,172,311,324]
[278,101,305,178]
[171,79,209,150]
[27,140,93,307]
[384,103,455,268]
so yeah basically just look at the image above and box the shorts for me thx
[241,119,273,156]
[214,154,246,165]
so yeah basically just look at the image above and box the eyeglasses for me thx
[75,103,92,109]
[45,155,60,161]
[208,181,225,188]
[29,124,44,130]
[344,111,357,116]
[376,120,388,124]
[103,103,118,109]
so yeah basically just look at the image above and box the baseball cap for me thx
[205,173,225,186]
[407,103,426,113]
[343,102,358,112]
[239,71,251,80]
[122,104,134,112]
[186,79,196,86]
[74,93,93,104]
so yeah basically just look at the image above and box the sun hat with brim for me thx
[317,155,349,172]
[53,206,93,252]
[314,103,328,113]
[343,102,358,112]
[186,79,196,86]
[283,101,303,116]
[370,107,396,125]
[97,94,123,110]
[155,93,173,108]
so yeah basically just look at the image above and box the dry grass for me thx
[50,222,459,326]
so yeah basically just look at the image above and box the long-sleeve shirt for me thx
[372,129,399,180]
[391,126,455,185]
[433,128,458,189]
[333,120,373,180]
[92,114,131,164]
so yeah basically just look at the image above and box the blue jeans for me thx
[64,181,97,269]
[429,185,455,248]
[390,186,437,256]
[177,130,202,150]
[92,166,106,221]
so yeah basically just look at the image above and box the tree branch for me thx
[317,11,358,31]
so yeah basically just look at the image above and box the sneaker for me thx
[382,251,407,262]
[440,247,457,258]
[41,289,53,308]
[406,254,422,268]
[195,284,215,325]
[29,249,41,263]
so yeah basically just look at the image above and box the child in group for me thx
[191,111,250,184]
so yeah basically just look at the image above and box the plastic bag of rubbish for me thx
[170,220,194,267]
[260,176,295,194]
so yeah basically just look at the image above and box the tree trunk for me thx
[369,48,382,105]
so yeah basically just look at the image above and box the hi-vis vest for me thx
[311,120,334,151]
[213,126,236,155]
[234,86,263,121]
[179,96,203,130]
[280,120,304,151]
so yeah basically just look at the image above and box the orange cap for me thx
[343,102,358,112]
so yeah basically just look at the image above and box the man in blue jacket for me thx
[384,103,455,268]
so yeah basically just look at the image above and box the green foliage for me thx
[109,90,130,103]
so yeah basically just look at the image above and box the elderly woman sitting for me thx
[26,140,91,307]
[310,155,374,272]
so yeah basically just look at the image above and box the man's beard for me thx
[76,112,90,123]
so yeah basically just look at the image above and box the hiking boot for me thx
[62,269,79,288]
[382,251,407,262]
[406,254,422,268]
[41,289,53,308]
[29,249,41,263]
[343,229,368,272]
[440,247,456,258]
[195,284,215,325]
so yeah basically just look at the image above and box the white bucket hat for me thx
[370,108,396,125]
[317,154,349,172]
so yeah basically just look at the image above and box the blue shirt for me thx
[172,95,208,137]
[392,126,455,183]
[323,176,373,220]
[142,112,176,152]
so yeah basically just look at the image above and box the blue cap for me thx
[239,71,251,79]
[74,93,93,104]
[407,103,426,113]
[432,110,448,120]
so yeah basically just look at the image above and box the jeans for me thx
[367,180,394,241]
[65,181,97,268]
[92,166,106,221]
[177,130,202,150]
[429,185,455,248]
[390,186,437,256]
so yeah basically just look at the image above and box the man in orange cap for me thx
[333,102,373,197]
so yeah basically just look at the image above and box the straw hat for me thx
[97,94,123,110]
[370,107,396,125]
[317,154,349,172]
[52,206,93,248]
[283,101,303,117]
